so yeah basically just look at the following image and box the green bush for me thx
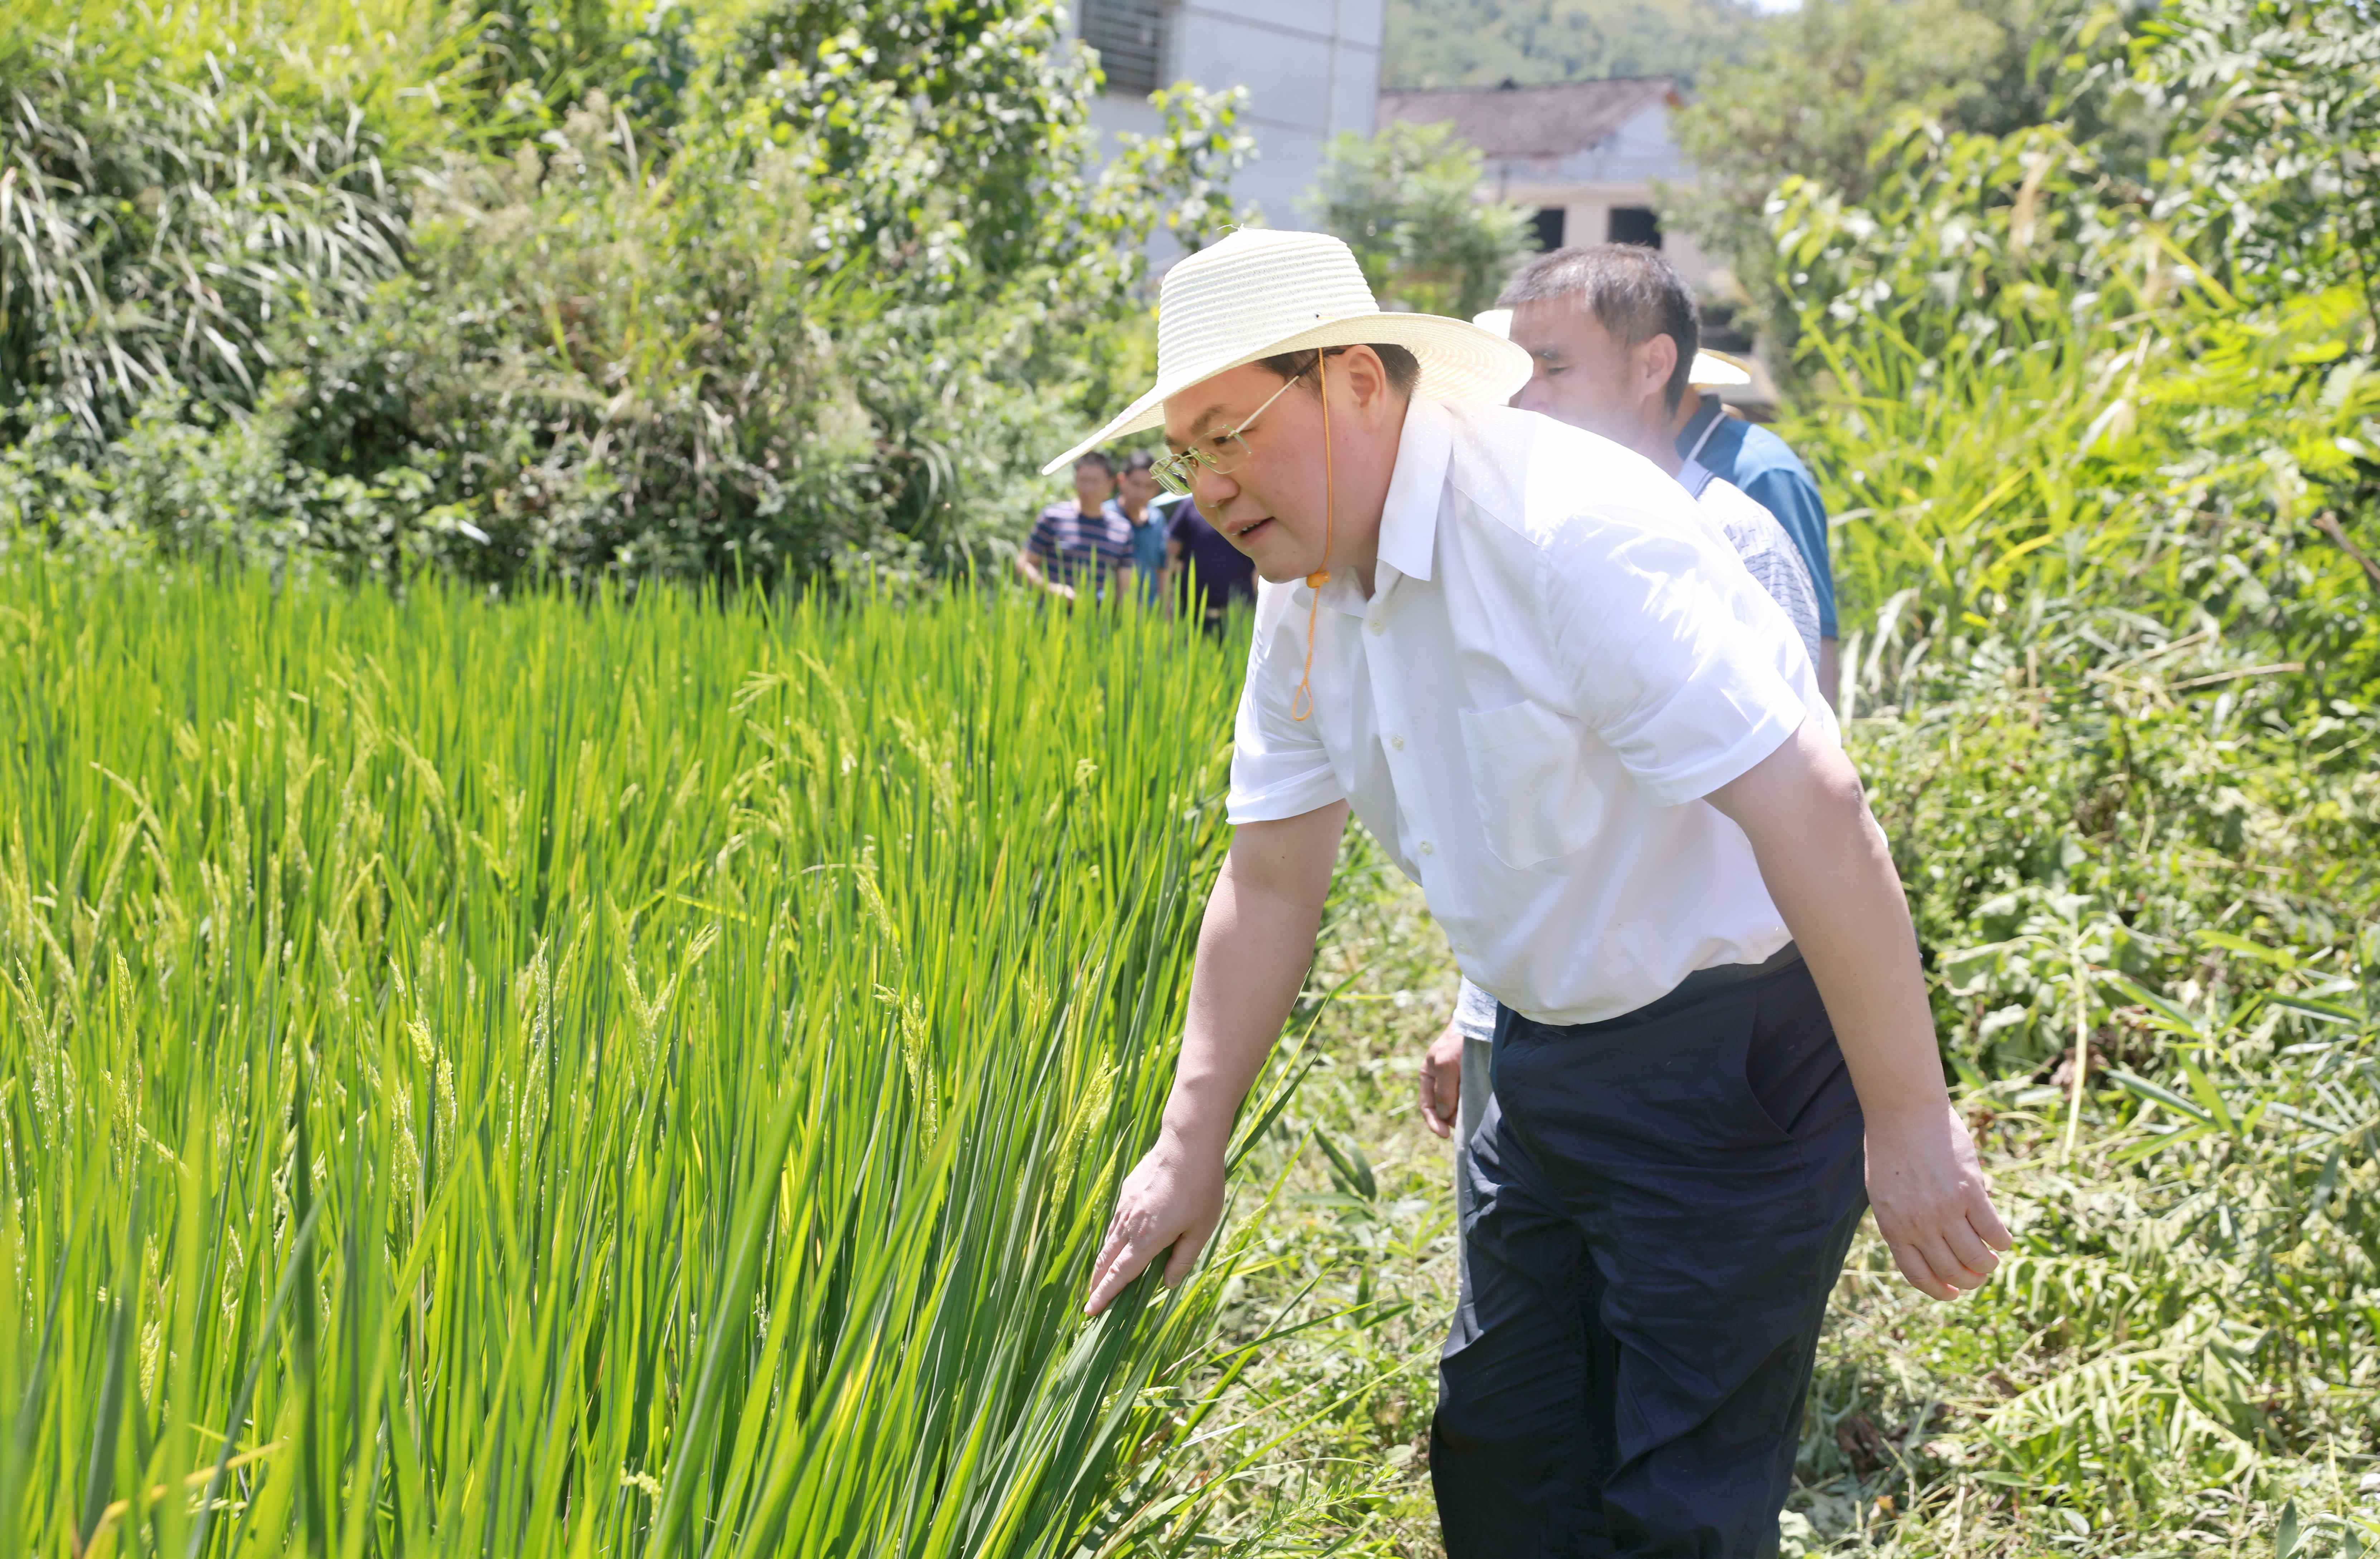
[0,0,1252,588]
[1310,121,1536,319]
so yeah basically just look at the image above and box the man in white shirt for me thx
[1426,250,1829,1277]
[1055,229,2007,1555]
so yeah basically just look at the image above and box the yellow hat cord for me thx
[1290,350,1335,723]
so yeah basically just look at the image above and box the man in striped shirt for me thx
[1017,453,1135,602]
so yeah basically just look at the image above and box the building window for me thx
[1082,0,1169,98]
[1529,207,1567,252]
[1607,207,1662,249]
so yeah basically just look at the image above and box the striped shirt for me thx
[1027,500,1134,591]
[1678,461,1824,666]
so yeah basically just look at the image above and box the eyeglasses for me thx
[1150,372,1305,497]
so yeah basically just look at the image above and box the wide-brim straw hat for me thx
[1041,229,1532,475]
[1469,308,1753,389]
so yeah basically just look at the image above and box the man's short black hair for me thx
[1500,246,1700,413]
[1256,343,1422,398]
[1119,451,1157,474]
[1074,451,1116,476]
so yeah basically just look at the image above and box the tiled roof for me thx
[1377,78,1681,160]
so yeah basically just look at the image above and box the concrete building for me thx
[1071,0,1387,242]
[1377,78,1717,294]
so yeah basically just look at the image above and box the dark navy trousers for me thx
[1432,950,1866,1558]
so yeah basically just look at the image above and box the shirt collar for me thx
[1308,396,1452,619]
[1674,392,1723,461]
[1376,395,1451,585]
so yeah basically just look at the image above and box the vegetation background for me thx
[0,0,1253,590]
[4,0,2378,1552]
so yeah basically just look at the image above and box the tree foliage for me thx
[1668,0,2091,346]
[1383,0,1765,90]
[2129,0,2380,336]
[0,0,1252,587]
[1308,121,1535,319]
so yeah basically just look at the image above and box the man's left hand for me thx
[1863,1103,2011,1299]
[1417,1018,1465,1139]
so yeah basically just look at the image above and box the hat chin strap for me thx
[1290,351,1335,723]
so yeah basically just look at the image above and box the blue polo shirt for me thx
[1121,501,1170,601]
[1675,396,1836,639]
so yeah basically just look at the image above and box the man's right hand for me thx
[1084,1129,1227,1315]
[1078,804,1348,1318]
[1418,1018,1466,1139]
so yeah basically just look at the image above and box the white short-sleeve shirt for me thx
[1227,397,1839,1025]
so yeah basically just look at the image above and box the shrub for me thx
[0,0,1254,589]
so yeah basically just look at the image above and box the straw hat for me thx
[1041,229,1531,475]
[1687,349,1752,388]
[1469,308,1752,388]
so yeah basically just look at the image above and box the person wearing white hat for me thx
[1069,227,2006,1555]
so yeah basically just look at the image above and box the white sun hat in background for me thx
[1042,229,1532,475]
[1687,349,1752,388]
[1467,307,1753,389]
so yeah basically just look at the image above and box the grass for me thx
[0,558,1315,1555]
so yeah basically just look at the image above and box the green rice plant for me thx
[0,557,1275,1555]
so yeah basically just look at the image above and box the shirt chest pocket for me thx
[1458,699,1605,869]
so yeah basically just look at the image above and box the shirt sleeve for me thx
[1225,602,1346,824]
[1453,976,1499,1041]
[1537,513,1809,809]
[1737,464,1837,639]
[1026,510,1060,561]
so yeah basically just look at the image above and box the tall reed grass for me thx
[0,560,1269,1555]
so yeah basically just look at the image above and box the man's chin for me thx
[1227,534,1301,584]
[1251,553,1326,585]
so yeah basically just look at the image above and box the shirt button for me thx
[1389,733,1406,750]
[1367,620,1385,635]
[1419,841,1435,856]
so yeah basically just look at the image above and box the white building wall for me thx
[1078,0,1384,256]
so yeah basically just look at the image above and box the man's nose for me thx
[1512,377,1548,413]
[1190,464,1238,507]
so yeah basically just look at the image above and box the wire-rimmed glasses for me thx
[1149,371,1306,497]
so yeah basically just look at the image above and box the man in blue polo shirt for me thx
[1675,377,1838,696]
[1117,453,1172,605]
[1472,244,1840,701]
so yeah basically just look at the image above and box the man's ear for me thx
[1339,346,1394,412]
[1638,334,1679,401]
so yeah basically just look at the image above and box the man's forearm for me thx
[1083,804,1347,1313]
[1818,636,1842,713]
[1711,720,2010,1297]
[1712,723,1941,1115]
[1162,825,1338,1148]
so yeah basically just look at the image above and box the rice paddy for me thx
[0,560,1292,1555]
